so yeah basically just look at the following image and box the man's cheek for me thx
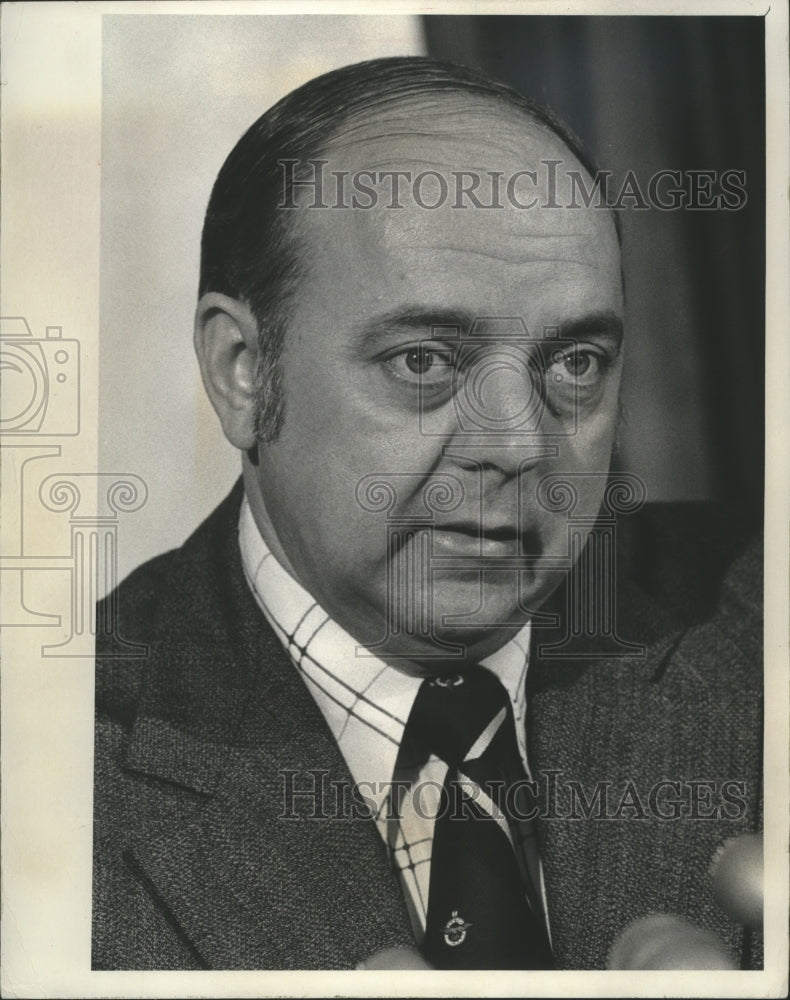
[564,421,617,472]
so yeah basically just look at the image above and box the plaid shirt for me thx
[238,495,546,941]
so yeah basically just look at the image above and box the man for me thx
[92,57,762,971]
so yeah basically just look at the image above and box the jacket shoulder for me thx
[95,480,244,725]
[94,546,180,724]
[620,500,761,624]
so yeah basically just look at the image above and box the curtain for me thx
[424,15,764,526]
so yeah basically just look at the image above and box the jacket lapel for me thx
[121,483,414,969]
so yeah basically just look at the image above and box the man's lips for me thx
[430,521,522,556]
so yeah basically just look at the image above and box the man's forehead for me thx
[288,94,618,255]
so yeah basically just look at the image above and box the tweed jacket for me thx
[92,480,763,970]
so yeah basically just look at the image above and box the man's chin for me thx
[375,623,527,675]
[373,599,531,670]
[430,570,549,625]
[345,570,559,669]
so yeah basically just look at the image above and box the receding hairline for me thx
[301,88,593,179]
[282,88,614,253]
[281,90,620,296]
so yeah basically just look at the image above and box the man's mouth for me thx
[430,521,522,556]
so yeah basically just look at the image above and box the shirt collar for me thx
[238,494,533,800]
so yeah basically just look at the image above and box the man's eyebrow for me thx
[560,311,624,344]
[353,307,624,347]
[354,307,478,347]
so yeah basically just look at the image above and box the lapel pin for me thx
[443,910,472,947]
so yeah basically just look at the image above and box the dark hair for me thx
[199,56,612,441]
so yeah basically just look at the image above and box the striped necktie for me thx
[401,665,554,969]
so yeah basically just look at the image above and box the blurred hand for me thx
[607,832,762,970]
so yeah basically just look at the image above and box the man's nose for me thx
[444,348,558,477]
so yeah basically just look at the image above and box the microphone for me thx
[607,914,737,969]
[607,832,762,969]
[357,946,432,969]
[710,832,763,930]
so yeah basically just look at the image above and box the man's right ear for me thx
[194,293,260,451]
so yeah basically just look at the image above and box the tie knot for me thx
[405,666,512,768]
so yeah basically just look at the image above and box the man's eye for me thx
[546,348,603,385]
[386,344,456,386]
[404,347,446,374]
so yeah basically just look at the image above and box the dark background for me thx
[424,15,765,528]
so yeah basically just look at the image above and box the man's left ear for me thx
[194,292,260,451]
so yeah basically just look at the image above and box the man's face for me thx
[247,97,624,668]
